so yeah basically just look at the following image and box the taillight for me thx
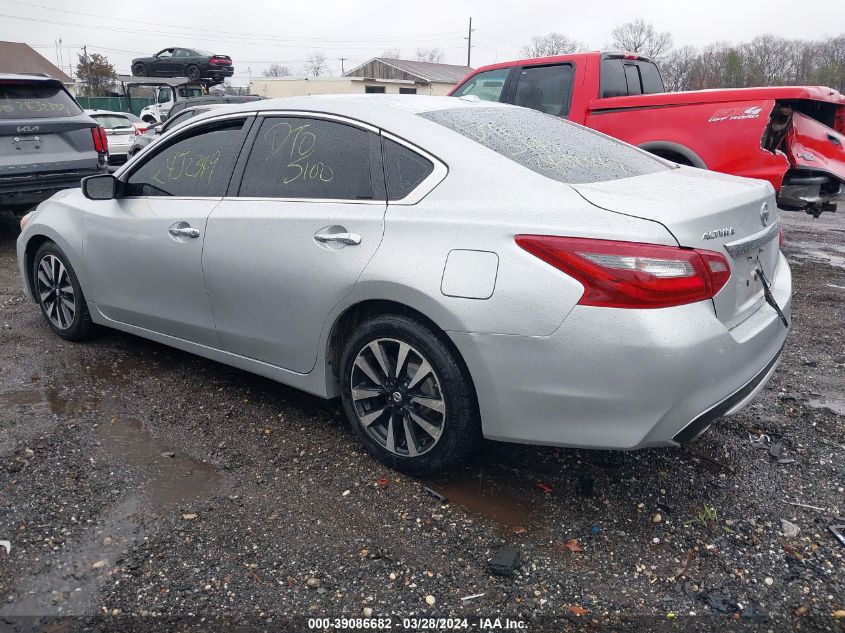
[210,57,230,65]
[91,126,108,153]
[515,235,731,309]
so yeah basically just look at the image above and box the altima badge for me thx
[760,202,770,226]
[702,227,735,240]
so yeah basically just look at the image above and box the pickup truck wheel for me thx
[132,62,147,76]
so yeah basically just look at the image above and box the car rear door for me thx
[83,115,253,346]
[202,112,386,373]
[0,79,98,178]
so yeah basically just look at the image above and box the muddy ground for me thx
[0,210,843,632]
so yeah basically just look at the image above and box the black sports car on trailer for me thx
[131,48,234,83]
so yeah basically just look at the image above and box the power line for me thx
[0,0,465,45]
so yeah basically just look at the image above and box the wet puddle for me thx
[96,416,219,507]
[0,384,97,417]
[808,398,845,417]
[427,463,540,532]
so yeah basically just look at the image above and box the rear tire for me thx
[132,62,147,77]
[339,314,480,475]
[32,242,94,342]
[186,64,201,81]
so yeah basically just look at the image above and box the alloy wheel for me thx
[350,337,446,458]
[36,254,76,330]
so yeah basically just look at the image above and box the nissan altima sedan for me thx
[16,95,791,474]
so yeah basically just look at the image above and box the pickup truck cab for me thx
[451,51,845,216]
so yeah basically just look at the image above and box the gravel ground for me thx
[0,209,843,632]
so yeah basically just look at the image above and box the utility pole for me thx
[339,57,347,75]
[465,17,475,67]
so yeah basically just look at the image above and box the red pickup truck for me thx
[450,52,845,217]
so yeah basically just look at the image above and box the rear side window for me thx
[239,116,380,200]
[125,119,245,197]
[624,65,643,95]
[383,138,433,200]
[0,82,82,119]
[420,107,667,184]
[513,64,574,116]
[452,68,509,102]
[91,114,132,129]
[601,59,665,97]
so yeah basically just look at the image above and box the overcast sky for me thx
[2,0,844,83]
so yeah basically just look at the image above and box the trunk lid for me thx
[571,167,780,329]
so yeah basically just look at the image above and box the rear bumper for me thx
[779,168,844,214]
[449,252,791,450]
[0,167,106,204]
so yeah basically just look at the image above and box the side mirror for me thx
[82,174,118,200]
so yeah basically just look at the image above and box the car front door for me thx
[202,113,386,373]
[152,49,176,75]
[83,115,252,346]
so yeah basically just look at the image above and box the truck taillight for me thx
[91,126,108,153]
[515,235,731,309]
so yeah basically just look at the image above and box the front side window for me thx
[156,49,173,59]
[420,107,667,184]
[383,138,433,200]
[452,68,509,102]
[0,82,82,119]
[239,116,380,200]
[125,119,245,197]
[157,87,171,103]
[513,64,574,117]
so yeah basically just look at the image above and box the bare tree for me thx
[263,63,291,77]
[381,48,402,59]
[303,52,328,77]
[661,46,699,91]
[610,19,673,60]
[415,48,444,63]
[742,35,793,86]
[210,78,249,96]
[520,33,586,58]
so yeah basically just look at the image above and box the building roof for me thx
[0,41,73,84]
[345,57,472,84]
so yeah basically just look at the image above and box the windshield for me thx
[0,81,82,119]
[179,88,204,98]
[419,106,668,184]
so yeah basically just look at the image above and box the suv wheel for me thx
[32,242,93,341]
[340,314,480,475]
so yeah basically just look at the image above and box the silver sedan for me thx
[16,95,791,474]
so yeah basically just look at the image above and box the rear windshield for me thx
[419,107,667,184]
[0,81,82,119]
[91,114,133,129]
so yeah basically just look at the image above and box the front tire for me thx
[339,314,480,475]
[132,62,147,77]
[32,242,93,341]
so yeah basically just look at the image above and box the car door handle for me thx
[314,232,361,246]
[168,226,200,238]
